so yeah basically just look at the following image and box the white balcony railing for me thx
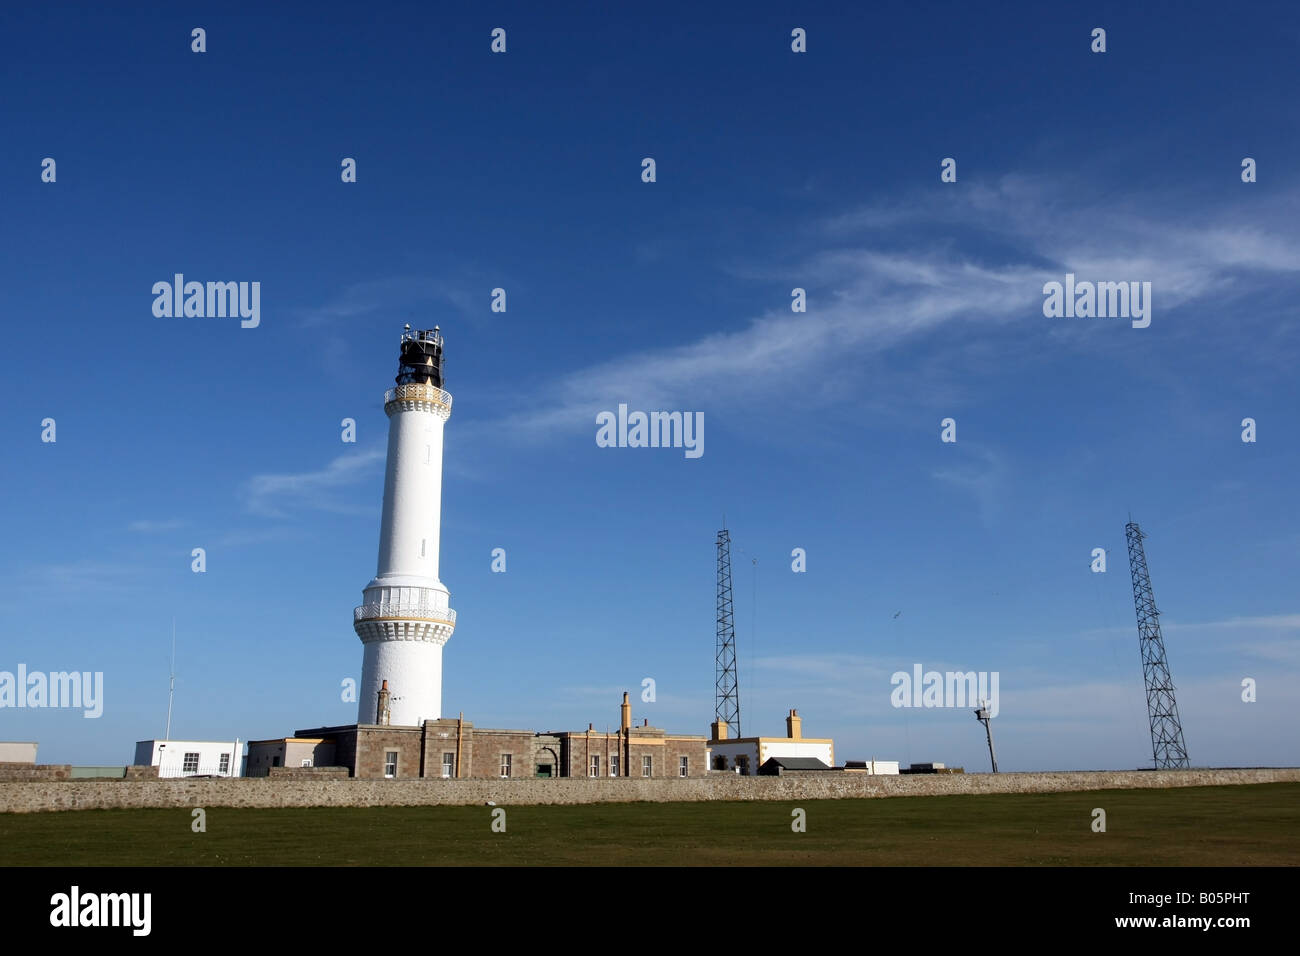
[384,383,452,410]
[354,603,457,625]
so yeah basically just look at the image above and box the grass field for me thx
[1,783,1297,866]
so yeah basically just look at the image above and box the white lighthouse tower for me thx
[354,326,457,726]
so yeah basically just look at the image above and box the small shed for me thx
[758,756,834,776]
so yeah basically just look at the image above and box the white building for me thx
[354,326,457,726]
[0,742,38,764]
[707,709,835,774]
[844,759,901,775]
[134,739,242,777]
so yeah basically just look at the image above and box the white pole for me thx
[165,618,176,740]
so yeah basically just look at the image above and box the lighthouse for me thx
[353,326,457,726]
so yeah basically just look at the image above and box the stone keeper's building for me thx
[248,692,709,780]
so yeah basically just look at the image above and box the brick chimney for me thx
[785,708,802,739]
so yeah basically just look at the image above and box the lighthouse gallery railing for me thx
[383,383,452,410]
[354,603,457,625]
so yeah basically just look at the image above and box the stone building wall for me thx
[419,718,467,778]
[463,730,542,779]
[353,726,424,778]
[561,731,708,778]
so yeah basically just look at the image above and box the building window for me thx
[272,755,281,768]
[679,756,689,777]
[218,753,230,774]
[610,755,620,777]
[384,751,398,778]
[301,758,313,767]
[589,755,600,777]
[500,754,512,778]
[182,752,199,774]
[713,755,727,771]
[442,752,455,778]
[642,755,653,777]
[736,755,750,776]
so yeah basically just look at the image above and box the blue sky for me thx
[2,2,1298,771]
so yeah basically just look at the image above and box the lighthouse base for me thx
[357,640,444,726]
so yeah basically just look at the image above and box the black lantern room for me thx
[395,325,445,388]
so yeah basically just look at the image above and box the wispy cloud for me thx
[243,447,385,518]
[493,178,1300,441]
[1238,640,1300,668]
[294,276,480,328]
[743,651,1300,769]
[931,444,1008,528]
[293,275,492,383]
[498,249,1044,439]
[127,519,185,533]
[1167,614,1300,632]
[1083,613,1300,639]
[212,526,299,549]
[18,560,145,594]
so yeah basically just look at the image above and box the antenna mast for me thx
[165,618,176,740]
[1125,520,1190,769]
[716,527,741,737]
[974,700,998,772]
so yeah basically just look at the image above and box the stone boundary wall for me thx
[0,764,71,782]
[1,767,1297,814]
[267,766,350,779]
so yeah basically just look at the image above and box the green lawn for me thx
[2,783,1297,866]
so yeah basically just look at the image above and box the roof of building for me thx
[246,737,326,746]
[708,736,835,746]
[759,756,834,771]
[136,739,239,746]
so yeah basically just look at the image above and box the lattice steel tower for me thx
[1125,520,1190,769]
[715,527,741,736]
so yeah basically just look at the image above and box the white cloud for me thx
[127,519,185,533]
[497,250,1043,439]
[294,276,478,327]
[243,447,385,517]
[1238,641,1300,668]
[741,652,1300,770]
[931,444,1008,528]
[493,178,1300,441]
[1168,614,1300,632]
[19,560,144,594]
